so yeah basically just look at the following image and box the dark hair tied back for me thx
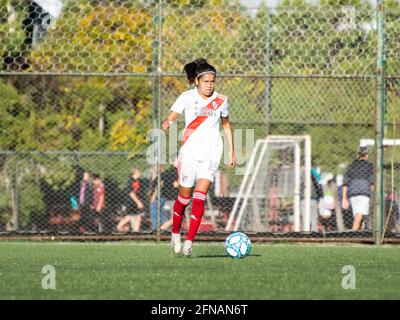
[184,58,216,84]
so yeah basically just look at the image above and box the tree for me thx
[272,0,375,75]
[29,0,153,73]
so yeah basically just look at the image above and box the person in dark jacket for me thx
[341,146,374,230]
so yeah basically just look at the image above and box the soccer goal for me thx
[226,135,312,233]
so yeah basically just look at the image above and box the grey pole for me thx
[375,0,386,245]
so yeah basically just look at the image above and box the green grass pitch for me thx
[1,241,399,300]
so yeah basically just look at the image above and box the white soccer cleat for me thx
[171,233,182,254]
[182,240,193,257]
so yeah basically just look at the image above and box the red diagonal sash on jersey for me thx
[181,95,226,146]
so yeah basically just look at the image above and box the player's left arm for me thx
[221,116,235,168]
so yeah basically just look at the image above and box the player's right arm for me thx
[162,92,187,131]
[161,111,180,131]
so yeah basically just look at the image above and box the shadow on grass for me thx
[196,254,262,259]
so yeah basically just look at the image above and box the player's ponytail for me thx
[183,61,198,84]
[184,58,217,84]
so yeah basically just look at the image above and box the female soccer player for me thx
[161,58,235,256]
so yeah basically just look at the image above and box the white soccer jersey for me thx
[170,88,229,161]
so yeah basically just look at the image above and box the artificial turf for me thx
[0,241,399,300]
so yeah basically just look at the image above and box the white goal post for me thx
[226,135,312,232]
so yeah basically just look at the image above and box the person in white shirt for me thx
[161,58,235,256]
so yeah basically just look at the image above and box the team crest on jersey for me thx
[212,101,218,109]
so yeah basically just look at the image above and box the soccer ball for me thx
[224,232,252,259]
[320,209,332,219]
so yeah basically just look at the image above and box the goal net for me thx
[226,135,312,233]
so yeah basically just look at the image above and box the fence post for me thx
[265,8,271,137]
[375,0,386,245]
[10,153,19,231]
[151,0,163,242]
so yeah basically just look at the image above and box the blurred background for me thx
[0,0,399,242]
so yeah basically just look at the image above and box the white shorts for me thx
[350,196,370,216]
[177,152,221,188]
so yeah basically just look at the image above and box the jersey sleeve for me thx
[170,93,186,115]
[220,97,229,117]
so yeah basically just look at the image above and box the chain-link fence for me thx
[0,0,399,242]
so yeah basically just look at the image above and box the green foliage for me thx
[78,153,149,189]
[0,79,22,150]
[162,0,245,73]
[29,0,153,73]
[0,170,12,226]
[272,0,375,75]
[39,156,76,191]
[220,77,268,123]
[270,78,374,123]
[386,0,400,75]
[0,0,27,57]
[18,171,45,228]
[304,124,371,171]
[0,156,45,229]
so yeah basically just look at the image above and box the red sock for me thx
[171,195,190,234]
[187,190,206,241]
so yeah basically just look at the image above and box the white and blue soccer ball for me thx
[224,232,252,259]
